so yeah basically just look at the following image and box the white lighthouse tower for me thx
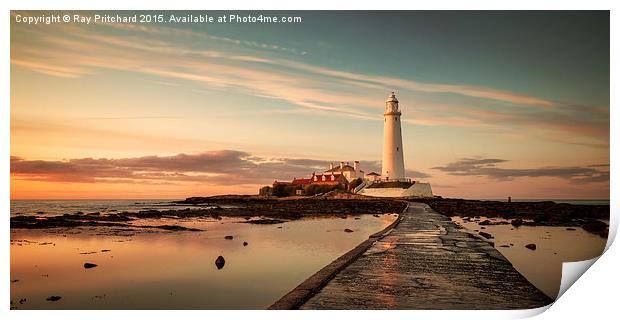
[382,92,406,181]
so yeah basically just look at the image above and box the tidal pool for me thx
[452,216,607,299]
[11,214,397,309]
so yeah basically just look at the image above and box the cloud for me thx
[10,151,429,185]
[432,157,609,183]
[10,18,608,146]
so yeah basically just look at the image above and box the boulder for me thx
[215,256,225,270]
[243,241,248,246]
[525,243,537,250]
[46,296,62,302]
[83,263,98,269]
[224,235,233,240]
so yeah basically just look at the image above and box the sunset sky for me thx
[10,11,609,199]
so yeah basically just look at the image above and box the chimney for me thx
[354,161,360,171]
[330,163,334,170]
[340,161,344,169]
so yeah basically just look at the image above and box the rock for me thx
[243,241,248,246]
[224,235,233,240]
[511,218,523,227]
[479,232,493,239]
[344,228,354,233]
[479,220,492,225]
[46,296,62,301]
[354,217,361,220]
[156,225,202,231]
[525,243,537,250]
[566,227,577,231]
[83,263,98,269]
[215,256,225,269]
[499,245,510,248]
[480,226,486,229]
[101,249,111,252]
[582,221,607,233]
[36,211,45,215]
[244,218,286,224]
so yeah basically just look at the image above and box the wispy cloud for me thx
[10,19,608,146]
[10,151,429,185]
[432,157,609,183]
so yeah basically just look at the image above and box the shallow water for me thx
[10,214,397,309]
[452,216,607,299]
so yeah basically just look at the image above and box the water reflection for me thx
[11,214,396,309]
[452,216,607,298]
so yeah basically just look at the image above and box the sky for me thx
[10,10,609,200]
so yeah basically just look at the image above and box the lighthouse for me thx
[382,92,406,181]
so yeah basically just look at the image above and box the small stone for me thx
[499,245,510,248]
[344,228,354,233]
[224,235,233,240]
[525,243,537,250]
[243,241,248,246]
[83,263,98,269]
[215,256,225,270]
[46,296,62,302]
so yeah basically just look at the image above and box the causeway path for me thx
[272,202,553,310]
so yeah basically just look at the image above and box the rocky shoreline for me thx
[10,195,407,230]
[408,198,609,237]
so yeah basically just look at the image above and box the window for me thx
[396,147,399,151]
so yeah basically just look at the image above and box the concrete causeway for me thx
[294,202,553,309]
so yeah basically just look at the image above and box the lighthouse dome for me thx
[387,92,399,103]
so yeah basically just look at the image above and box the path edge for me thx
[267,201,409,310]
